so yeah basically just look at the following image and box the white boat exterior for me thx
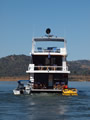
[13,80,31,95]
[13,89,21,95]
[26,30,70,92]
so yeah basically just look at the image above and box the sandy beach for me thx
[0,75,90,81]
[0,76,29,81]
[68,75,90,81]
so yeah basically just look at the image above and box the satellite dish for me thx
[46,28,51,34]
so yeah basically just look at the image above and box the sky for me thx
[0,0,90,60]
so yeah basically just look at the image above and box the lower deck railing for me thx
[28,65,68,71]
[34,66,62,70]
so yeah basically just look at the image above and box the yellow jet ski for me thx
[62,88,78,96]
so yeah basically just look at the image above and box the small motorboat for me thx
[13,80,32,95]
[62,88,78,96]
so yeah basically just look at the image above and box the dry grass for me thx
[0,76,29,81]
[69,75,90,81]
[0,75,90,81]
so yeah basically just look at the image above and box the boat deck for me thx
[31,89,62,93]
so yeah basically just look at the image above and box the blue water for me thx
[0,81,90,120]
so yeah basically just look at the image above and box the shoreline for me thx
[0,76,29,81]
[68,75,90,81]
[0,75,90,82]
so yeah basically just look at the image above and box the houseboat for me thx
[26,28,70,93]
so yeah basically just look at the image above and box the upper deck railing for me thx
[34,47,60,53]
[31,37,67,54]
[33,48,67,55]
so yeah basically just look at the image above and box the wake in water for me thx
[0,81,90,120]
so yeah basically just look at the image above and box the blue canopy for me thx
[18,80,31,83]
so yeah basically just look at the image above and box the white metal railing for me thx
[34,66,62,71]
[34,49,60,53]
[28,65,68,71]
[33,48,67,55]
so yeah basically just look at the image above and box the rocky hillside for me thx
[0,55,31,77]
[68,60,90,75]
[0,55,90,77]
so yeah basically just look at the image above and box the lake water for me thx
[0,81,90,120]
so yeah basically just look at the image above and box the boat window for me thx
[32,55,62,66]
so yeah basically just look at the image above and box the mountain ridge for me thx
[0,54,90,77]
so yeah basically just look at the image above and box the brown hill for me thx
[0,55,90,77]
